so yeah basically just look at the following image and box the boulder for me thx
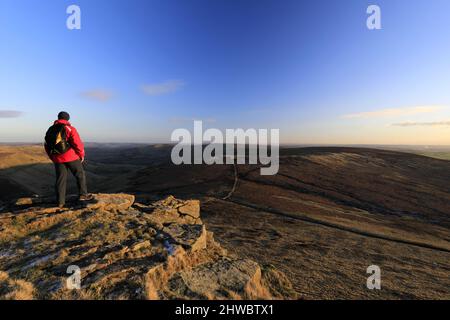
[166,258,272,299]
[164,224,207,252]
[178,200,200,218]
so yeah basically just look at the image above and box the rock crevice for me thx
[0,193,296,300]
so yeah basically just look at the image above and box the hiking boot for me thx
[79,194,94,202]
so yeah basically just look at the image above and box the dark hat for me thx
[58,111,70,121]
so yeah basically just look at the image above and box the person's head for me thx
[58,111,70,121]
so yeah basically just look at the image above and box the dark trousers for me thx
[54,159,87,205]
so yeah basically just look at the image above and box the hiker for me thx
[44,111,93,207]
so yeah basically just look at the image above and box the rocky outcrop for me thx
[0,194,296,300]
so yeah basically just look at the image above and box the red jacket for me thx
[45,119,85,163]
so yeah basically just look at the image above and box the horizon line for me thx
[1,142,450,148]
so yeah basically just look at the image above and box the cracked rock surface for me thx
[0,193,296,300]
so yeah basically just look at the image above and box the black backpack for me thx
[45,124,71,155]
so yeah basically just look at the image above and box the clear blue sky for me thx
[1,0,450,144]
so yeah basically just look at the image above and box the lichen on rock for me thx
[0,193,296,300]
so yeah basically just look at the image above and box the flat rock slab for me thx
[178,201,200,218]
[86,193,135,211]
[164,224,207,252]
[167,258,265,299]
[141,197,201,225]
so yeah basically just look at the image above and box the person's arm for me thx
[44,128,51,157]
[44,143,50,157]
[68,126,85,161]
